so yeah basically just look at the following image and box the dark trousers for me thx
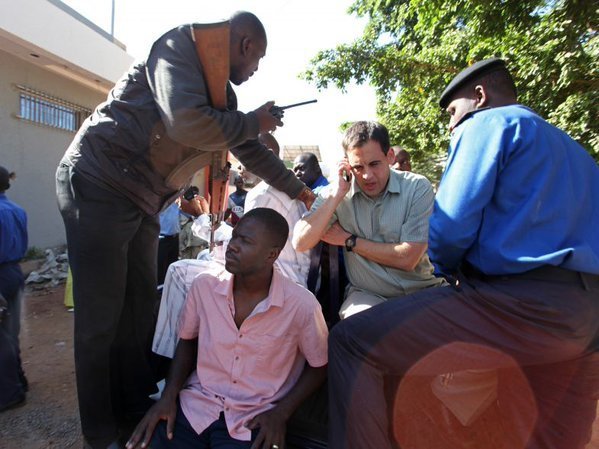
[328,268,599,449]
[157,234,179,286]
[56,164,159,448]
[151,404,255,449]
[0,263,26,408]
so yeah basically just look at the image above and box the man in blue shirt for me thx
[157,202,182,286]
[0,166,28,412]
[293,152,329,195]
[327,59,599,449]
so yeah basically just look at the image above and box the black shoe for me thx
[0,393,26,413]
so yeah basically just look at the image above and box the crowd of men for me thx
[1,9,597,449]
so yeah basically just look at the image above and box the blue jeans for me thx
[151,403,255,449]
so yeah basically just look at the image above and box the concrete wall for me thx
[0,49,106,248]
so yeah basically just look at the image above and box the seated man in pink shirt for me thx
[127,208,328,449]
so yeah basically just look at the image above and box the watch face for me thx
[345,235,356,251]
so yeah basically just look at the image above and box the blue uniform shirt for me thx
[310,175,329,195]
[429,105,599,275]
[159,202,181,237]
[0,193,28,264]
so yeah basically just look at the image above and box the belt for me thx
[463,263,599,291]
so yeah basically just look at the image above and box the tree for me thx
[303,0,598,180]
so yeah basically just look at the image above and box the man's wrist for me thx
[296,186,316,210]
[345,234,358,252]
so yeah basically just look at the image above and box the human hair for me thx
[242,208,288,249]
[467,67,517,101]
[0,166,14,192]
[392,146,410,159]
[342,121,391,155]
[299,152,322,172]
[230,11,266,44]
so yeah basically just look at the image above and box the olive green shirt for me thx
[308,170,445,298]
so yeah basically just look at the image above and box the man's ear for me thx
[241,36,251,56]
[386,149,396,165]
[268,246,281,263]
[474,85,489,108]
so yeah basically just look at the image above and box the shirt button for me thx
[233,380,237,384]
[225,407,229,411]
[239,334,243,338]
[235,356,239,360]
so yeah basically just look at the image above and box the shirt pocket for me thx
[252,332,299,374]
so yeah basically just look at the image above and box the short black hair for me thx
[0,166,13,192]
[342,121,391,155]
[230,11,266,44]
[242,208,288,249]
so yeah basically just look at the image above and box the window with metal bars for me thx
[16,85,92,132]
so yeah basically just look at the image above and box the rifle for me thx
[191,21,231,251]
[270,99,317,119]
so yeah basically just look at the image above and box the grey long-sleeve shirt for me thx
[61,24,304,215]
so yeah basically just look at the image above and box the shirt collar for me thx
[214,267,286,309]
[451,106,492,133]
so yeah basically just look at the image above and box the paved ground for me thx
[2,283,599,449]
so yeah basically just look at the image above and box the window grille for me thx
[15,85,92,132]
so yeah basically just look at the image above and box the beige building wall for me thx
[0,49,107,248]
[0,0,134,249]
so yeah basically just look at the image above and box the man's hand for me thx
[334,159,352,198]
[126,397,177,449]
[177,195,209,217]
[296,186,316,210]
[322,222,351,247]
[246,407,287,449]
[254,101,284,134]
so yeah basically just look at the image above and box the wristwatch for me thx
[345,234,357,252]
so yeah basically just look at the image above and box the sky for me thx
[59,0,378,170]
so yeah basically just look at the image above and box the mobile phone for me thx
[342,169,351,182]
[183,186,199,201]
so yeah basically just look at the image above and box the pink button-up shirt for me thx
[178,267,328,441]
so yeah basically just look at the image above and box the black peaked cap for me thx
[439,58,506,108]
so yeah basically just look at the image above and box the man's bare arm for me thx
[321,222,427,272]
[293,160,351,252]
[353,239,428,272]
[126,338,198,448]
[293,194,342,252]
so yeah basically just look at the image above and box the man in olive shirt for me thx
[294,121,445,319]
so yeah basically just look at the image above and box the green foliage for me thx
[303,0,599,181]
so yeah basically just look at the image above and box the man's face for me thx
[391,151,411,172]
[230,38,267,86]
[293,155,319,186]
[225,217,273,275]
[446,95,478,132]
[346,140,394,198]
